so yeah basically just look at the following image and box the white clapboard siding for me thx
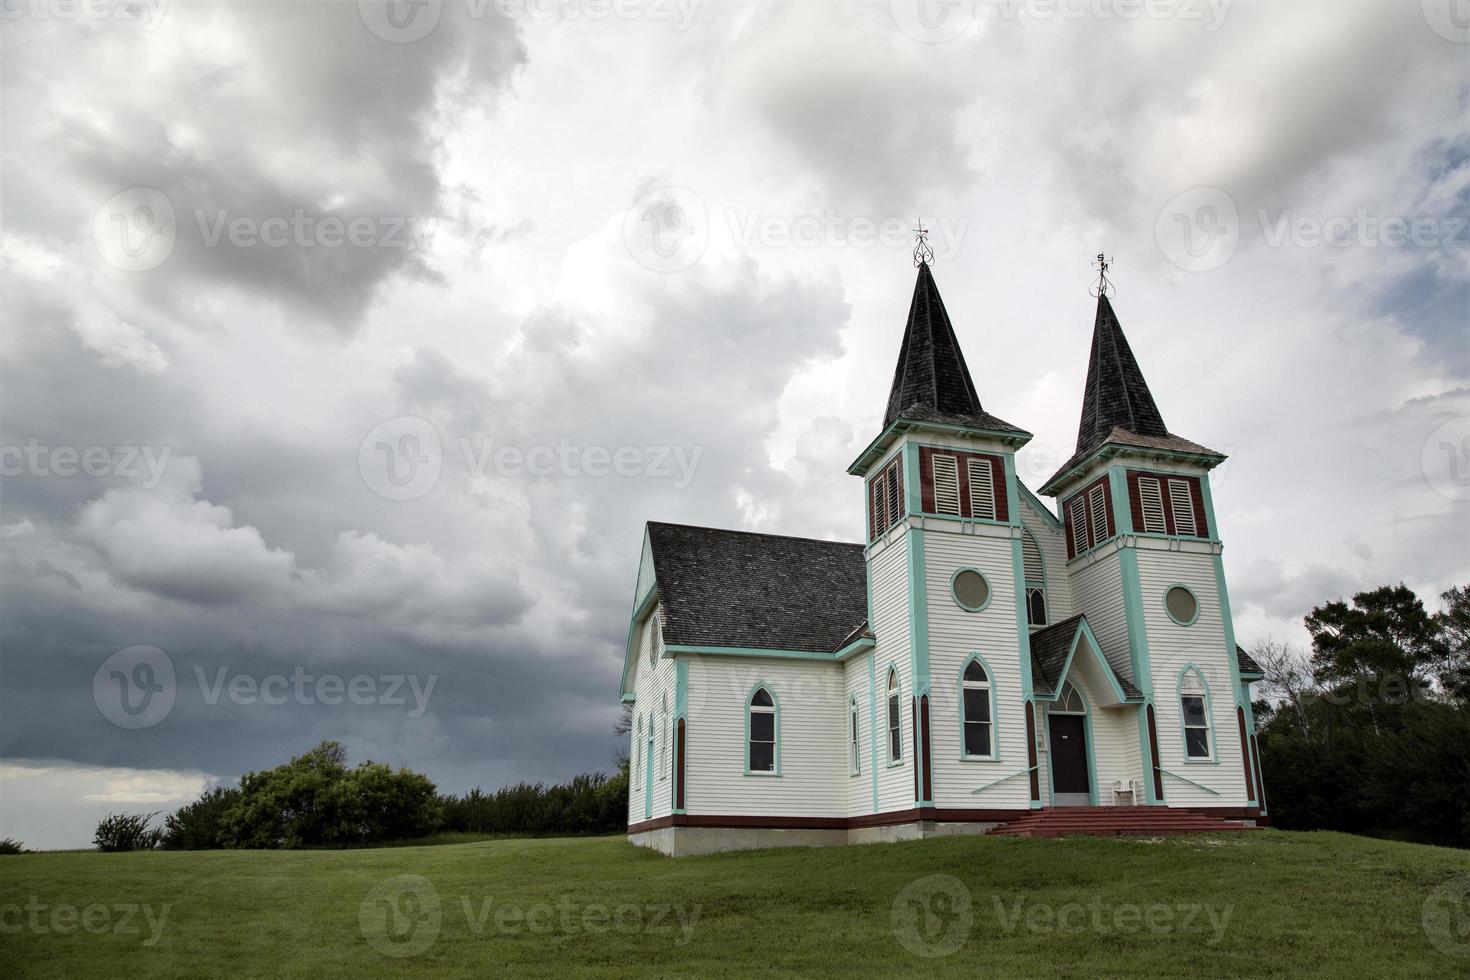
[868,535,915,814]
[683,656,846,818]
[628,607,679,823]
[921,526,1030,810]
[1069,558,1131,679]
[843,652,876,817]
[1135,547,1248,806]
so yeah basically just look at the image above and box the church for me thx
[619,252,1267,856]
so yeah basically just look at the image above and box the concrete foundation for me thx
[629,819,1002,856]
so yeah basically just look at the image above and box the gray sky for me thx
[1,0,1467,849]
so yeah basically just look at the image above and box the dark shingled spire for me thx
[883,263,995,430]
[1074,292,1170,457]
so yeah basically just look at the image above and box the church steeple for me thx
[882,262,987,429]
[1074,291,1171,459]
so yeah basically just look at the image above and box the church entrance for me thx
[1048,682,1091,806]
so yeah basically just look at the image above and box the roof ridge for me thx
[646,521,864,551]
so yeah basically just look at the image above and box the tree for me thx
[1432,585,1470,702]
[1305,584,1446,701]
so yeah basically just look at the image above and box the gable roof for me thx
[1237,644,1263,678]
[1028,614,1144,701]
[645,522,868,654]
[1043,293,1222,493]
[881,263,1025,436]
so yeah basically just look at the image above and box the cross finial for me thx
[1090,252,1115,298]
[913,222,934,267]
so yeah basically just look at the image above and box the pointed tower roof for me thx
[881,262,1024,434]
[1041,291,1222,494]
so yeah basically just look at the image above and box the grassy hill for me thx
[2,830,1466,977]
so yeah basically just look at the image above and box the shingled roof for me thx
[1043,293,1221,491]
[882,263,1025,436]
[1237,644,1263,677]
[1028,614,1144,700]
[645,522,868,654]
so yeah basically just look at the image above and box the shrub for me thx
[0,838,25,855]
[161,787,241,850]
[95,813,162,852]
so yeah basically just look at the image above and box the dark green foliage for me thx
[1259,582,1470,848]
[438,768,628,837]
[218,740,443,848]
[0,838,25,855]
[161,787,241,850]
[94,812,162,852]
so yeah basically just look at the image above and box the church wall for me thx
[921,522,1032,811]
[1135,545,1250,807]
[682,656,846,818]
[627,607,677,824]
[868,530,916,814]
[1069,553,1131,679]
[1019,493,1074,622]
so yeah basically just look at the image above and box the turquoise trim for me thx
[1040,618,1131,705]
[903,446,931,699]
[1117,548,1153,697]
[1108,467,1134,534]
[949,566,993,612]
[1163,583,1202,627]
[847,417,1032,476]
[867,653,879,810]
[1198,471,1221,540]
[673,659,688,813]
[1211,552,1247,700]
[1010,537,1036,698]
[1002,452,1021,527]
[1176,662,1219,764]
[848,695,862,777]
[834,636,876,660]
[664,644,835,661]
[743,681,781,776]
[1040,442,1223,497]
[618,583,660,701]
[902,440,923,516]
[643,735,653,819]
[957,653,1001,761]
[1082,707,1100,806]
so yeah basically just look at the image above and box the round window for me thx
[952,569,991,611]
[1166,586,1199,625]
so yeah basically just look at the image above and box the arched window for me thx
[1022,529,1047,626]
[659,701,669,780]
[886,669,902,764]
[748,687,776,773]
[632,715,642,784]
[848,696,861,775]
[961,660,994,758]
[1179,666,1211,759]
[1054,681,1086,714]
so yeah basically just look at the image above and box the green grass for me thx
[1,830,1466,977]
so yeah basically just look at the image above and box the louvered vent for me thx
[1069,499,1088,555]
[931,454,960,515]
[1138,476,1166,533]
[967,458,995,520]
[1022,530,1044,582]
[1088,484,1108,545]
[1168,479,1197,535]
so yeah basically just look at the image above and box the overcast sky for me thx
[1,0,1466,849]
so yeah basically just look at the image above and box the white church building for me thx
[620,256,1267,856]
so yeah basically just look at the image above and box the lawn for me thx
[1,830,1467,977]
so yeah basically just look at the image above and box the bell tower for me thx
[848,240,1035,815]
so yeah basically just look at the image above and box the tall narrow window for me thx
[660,707,669,780]
[968,458,996,520]
[849,696,861,775]
[1168,479,1197,536]
[632,716,641,783]
[885,460,902,527]
[961,660,993,757]
[886,669,902,763]
[1138,476,1167,533]
[748,688,776,772]
[931,454,961,515]
[1022,529,1047,626]
[1180,667,1211,759]
[1088,484,1108,546]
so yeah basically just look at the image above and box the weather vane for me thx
[913,222,934,267]
[1090,252,1115,298]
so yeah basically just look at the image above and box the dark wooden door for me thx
[1049,715,1090,795]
